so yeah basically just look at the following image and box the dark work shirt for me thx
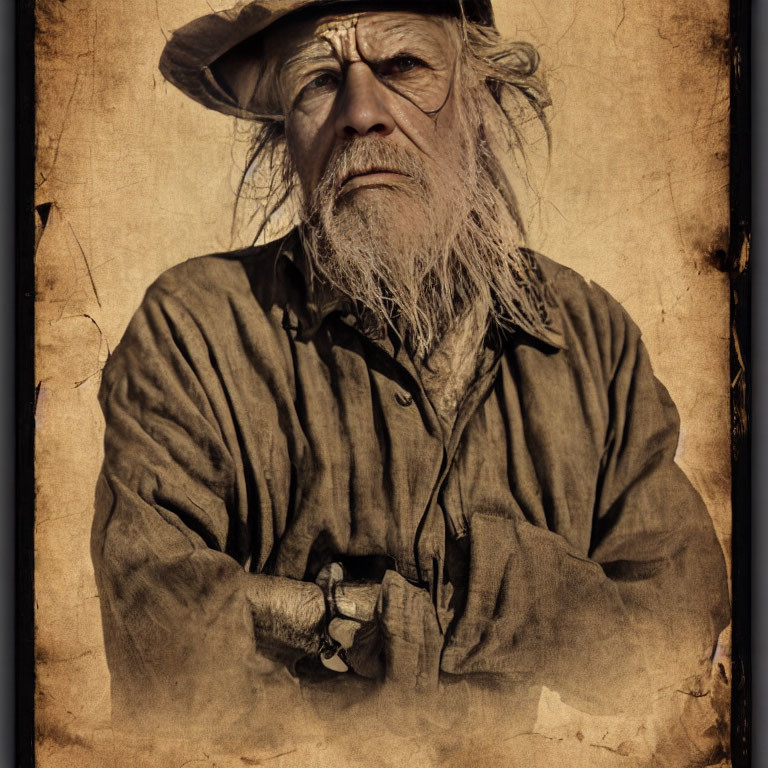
[92,229,729,729]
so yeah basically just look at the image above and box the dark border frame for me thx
[14,0,753,763]
[18,0,36,766]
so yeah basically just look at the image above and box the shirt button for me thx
[395,391,413,406]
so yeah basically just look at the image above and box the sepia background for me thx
[34,0,731,764]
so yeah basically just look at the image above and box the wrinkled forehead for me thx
[264,10,458,62]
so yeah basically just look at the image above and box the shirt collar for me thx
[276,228,567,351]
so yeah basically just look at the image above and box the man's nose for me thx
[334,63,396,139]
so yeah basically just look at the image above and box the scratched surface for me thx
[33,0,731,764]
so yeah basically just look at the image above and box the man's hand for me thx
[329,582,383,678]
[316,564,384,679]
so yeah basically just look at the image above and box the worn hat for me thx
[159,0,495,119]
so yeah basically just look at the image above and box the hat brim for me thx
[158,0,495,119]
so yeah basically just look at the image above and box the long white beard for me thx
[300,131,554,359]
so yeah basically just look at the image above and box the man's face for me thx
[267,11,469,206]
[260,10,541,358]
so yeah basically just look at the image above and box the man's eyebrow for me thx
[358,21,452,56]
[281,39,338,72]
[376,20,443,39]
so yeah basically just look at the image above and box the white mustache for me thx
[316,139,429,200]
[338,167,411,188]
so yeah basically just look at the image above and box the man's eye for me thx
[380,56,426,76]
[301,73,338,94]
[393,56,419,72]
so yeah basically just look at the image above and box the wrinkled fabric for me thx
[92,229,729,731]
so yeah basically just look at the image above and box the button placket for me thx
[394,390,413,407]
[413,350,503,592]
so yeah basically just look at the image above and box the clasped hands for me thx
[315,562,383,679]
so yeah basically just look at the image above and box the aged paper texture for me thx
[33,0,732,765]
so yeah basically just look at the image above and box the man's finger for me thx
[333,583,380,622]
[315,562,344,594]
[327,617,362,649]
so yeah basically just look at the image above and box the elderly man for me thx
[91,0,729,743]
